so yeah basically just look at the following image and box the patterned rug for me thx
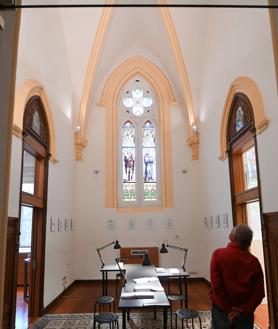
[30,311,261,329]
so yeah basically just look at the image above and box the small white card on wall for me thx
[146,218,154,230]
[128,218,136,230]
[165,218,174,230]
[106,219,115,230]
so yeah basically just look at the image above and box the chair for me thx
[175,309,202,329]
[93,296,119,329]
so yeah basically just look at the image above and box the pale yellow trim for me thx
[99,56,174,210]
[76,0,198,160]
[75,0,114,152]
[12,124,22,138]
[13,79,58,163]
[269,4,278,93]
[219,76,269,160]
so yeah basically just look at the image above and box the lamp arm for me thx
[167,245,188,271]
[97,248,105,267]
[97,241,115,251]
[167,244,187,252]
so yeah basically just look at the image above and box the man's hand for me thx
[228,307,243,323]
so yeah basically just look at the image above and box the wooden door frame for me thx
[20,134,49,317]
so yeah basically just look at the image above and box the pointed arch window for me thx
[119,77,160,206]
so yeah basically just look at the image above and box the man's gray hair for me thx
[231,224,253,248]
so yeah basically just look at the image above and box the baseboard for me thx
[187,277,211,286]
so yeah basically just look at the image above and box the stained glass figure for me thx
[122,121,136,201]
[32,109,41,135]
[142,121,157,201]
[236,106,244,132]
[122,88,153,116]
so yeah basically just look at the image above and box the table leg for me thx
[102,271,105,296]
[122,310,126,329]
[184,276,188,308]
[105,271,108,295]
[163,308,168,329]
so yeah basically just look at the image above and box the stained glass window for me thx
[32,109,41,135]
[236,106,244,132]
[119,77,159,206]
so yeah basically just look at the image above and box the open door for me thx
[19,96,50,318]
[262,212,278,328]
[227,92,269,326]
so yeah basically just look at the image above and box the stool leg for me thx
[182,318,184,329]
[93,319,96,329]
[175,313,178,329]
[198,316,202,328]
[154,307,157,319]
[170,303,172,329]
[192,317,194,329]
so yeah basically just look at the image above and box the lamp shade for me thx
[114,240,121,249]
[160,243,168,253]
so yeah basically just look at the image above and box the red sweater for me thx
[210,241,265,314]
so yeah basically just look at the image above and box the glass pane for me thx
[122,182,136,201]
[247,201,262,240]
[22,151,36,194]
[121,121,136,201]
[143,182,157,201]
[19,205,33,249]
[122,88,153,116]
[243,146,258,189]
[122,121,135,147]
[142,121,157,201]
[236,106,244,132]
[32,109,41,135]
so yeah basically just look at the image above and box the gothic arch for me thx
[13,79,58,163]
[219,76,269,160]
[99,56,174,210]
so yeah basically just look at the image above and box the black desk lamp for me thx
[97,240,121,267]
[160,242,188,272]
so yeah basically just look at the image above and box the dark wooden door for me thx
[262,212,278,329]
[3,217,19,329]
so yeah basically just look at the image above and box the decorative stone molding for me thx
[219,76,269,160]
[187,132,200,160]
[12,124,22,138]
[74,133,87,161]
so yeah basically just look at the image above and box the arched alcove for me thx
[13,79,58,163]
[219,76,268,160]
[98,56,175,211]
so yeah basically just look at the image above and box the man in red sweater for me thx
[210,224,265,329]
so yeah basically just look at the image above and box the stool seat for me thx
[176,308,202,329]
[94,312,118,323]
[96,296,114,304]
[176,308,200,319]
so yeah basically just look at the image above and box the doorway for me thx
[16,95,50,326]
[227,92,268,326]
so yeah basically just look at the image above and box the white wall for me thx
[11,8,77,307]
[74,90,203,279]
[195,8,278,279]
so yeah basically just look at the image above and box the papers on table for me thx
[134,284,164,292]
[118,262,124,268]
[155,267,166,273]
[121,291,155,299]
[169,268,180,274]
[132,277,159,284]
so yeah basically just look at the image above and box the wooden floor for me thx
[16,279,268,328]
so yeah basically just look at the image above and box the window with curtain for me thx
[118,77,160,206]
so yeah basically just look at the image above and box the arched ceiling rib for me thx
[74,0,199,160]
